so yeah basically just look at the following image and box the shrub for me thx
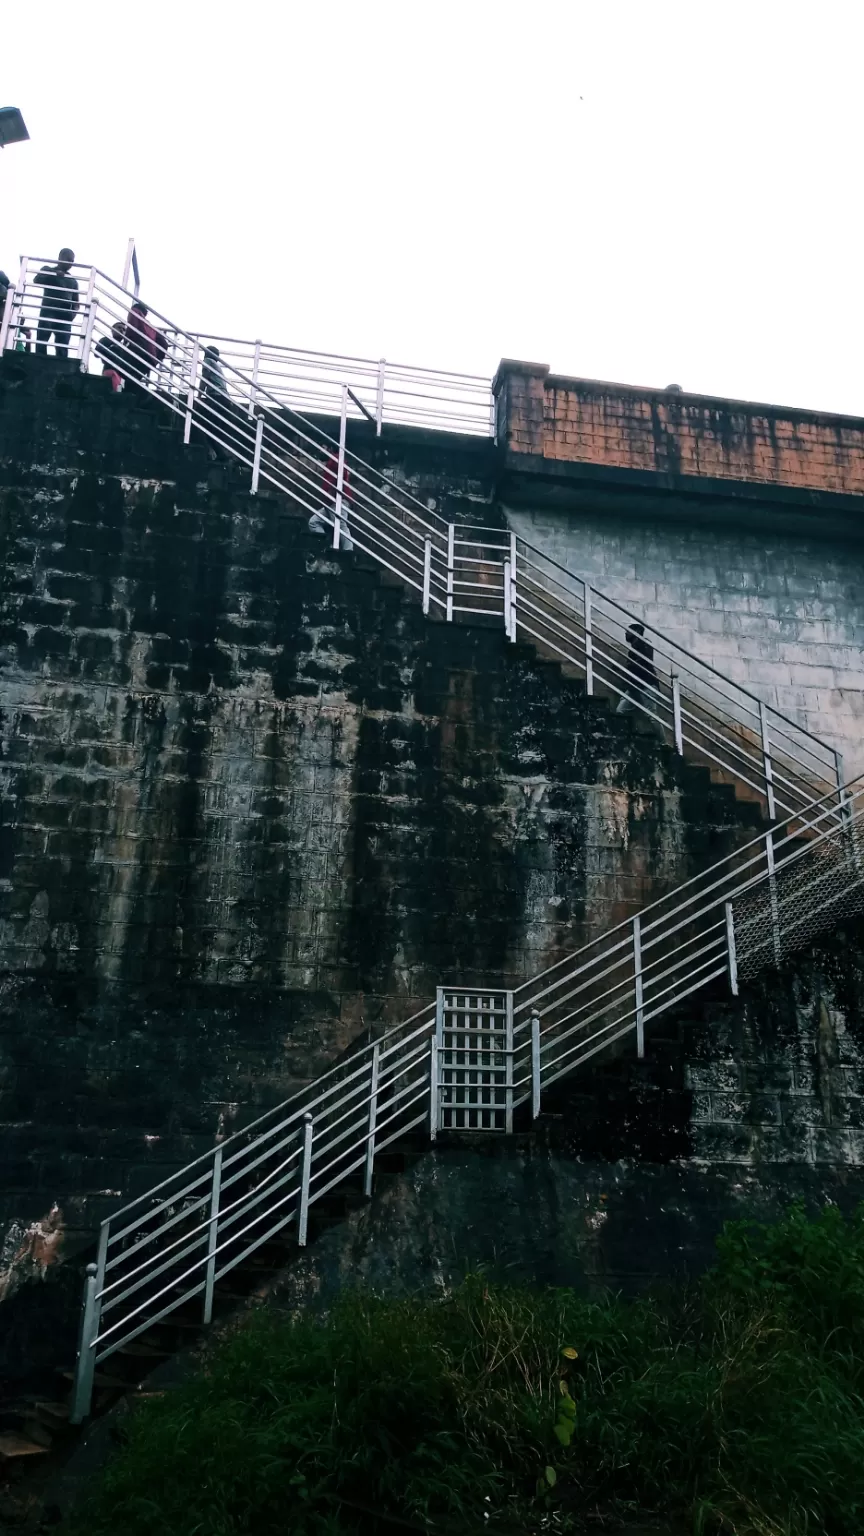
[68,1206,864,1536]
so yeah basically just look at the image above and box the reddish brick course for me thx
[493,361,864,497]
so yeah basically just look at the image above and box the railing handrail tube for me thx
[514,539,836,768]
[512,777,860,1009]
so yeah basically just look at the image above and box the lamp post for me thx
[0,108,29,147]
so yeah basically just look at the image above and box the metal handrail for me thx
[188,332,496,437]
[2,258,841,825]
[70,776,864,1422]
[9,258,855,1417]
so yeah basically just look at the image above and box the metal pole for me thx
[765,829,781,966]
[508,531,517,642]
[78,269,97,371]
[297,1113,314,1247]
[0,285,14,353]
[759,701,777,821]
[70,1265,99,1424]
[835,749,849,832]
[122,237,135,292]
[503,558,512,638]
[633,915,645,1058]
[431,989,444,1140]
[422,535,432,617]
[504,991,514,1134]
[429,1038,439,1141]
[375,359,386,436]
[584,583,594,695]
[202,1145,224,1324]
[530,1012,541,1119]
[70,1220,110,1424]
[364,1042,380,1198]
[250,339,261,416]
[250,414,264,494]
[184,339,200,446]
[332,385,348,551]
[446,525,455,622]
[725,902,739,996]
[672,675,683,755]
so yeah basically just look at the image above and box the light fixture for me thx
[0,108,30,148]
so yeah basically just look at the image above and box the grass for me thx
[67,1203,864,1536]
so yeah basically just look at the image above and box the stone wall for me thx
[0,356,760,1288]
[503,503,864,777]
[274,916,864,1313]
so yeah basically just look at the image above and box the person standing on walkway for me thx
[200,345,230,403]
[34,249,79,357]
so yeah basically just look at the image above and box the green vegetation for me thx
[69,1204,864,1536]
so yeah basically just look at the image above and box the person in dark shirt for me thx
[616,621,663,734]
[34,249,79,357]
[95,322,129,392]
[200,345,230,403]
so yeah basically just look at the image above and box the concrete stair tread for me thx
[0,1433,49,1460]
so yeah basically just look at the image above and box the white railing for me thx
[188,333,495,437]
[70,998,438,1422]
[71,776,864,1421]
[447,525,843,827]
[1,259,840,827]
[17,255,855,1419]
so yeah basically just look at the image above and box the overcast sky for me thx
[4,1,862,414]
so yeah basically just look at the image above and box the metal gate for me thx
[435,988,514,1132]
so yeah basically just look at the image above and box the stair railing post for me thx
[431,989,444,1139]
[504,991,514,1133]
[530,1012,541,1119]
[633,915,645,1058]
[249,339,261,416]
[375,358,386,435]
[202,1145,224,1325]
[584,582,594,695]
[765,828,781,966]
[0,284,15,354]
[122,237,135,292]
[297,1113,314,1247]
[759,701,777,821]
[725,901,739,996]
[835,749,861,870]
[78,268,97,371]
[422,534,432,616]
[508,531,517,641]
[70,1220,110,1424]
[672,674,683,755]
[503,557,512,639]
[364,1042,380,1198]
[331,385,348,550]
[250,413,264,494]
[184,338,200,445]
[446,525,455,622]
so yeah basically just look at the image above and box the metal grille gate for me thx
[435,988,514,1132]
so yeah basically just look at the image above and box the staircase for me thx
[1,259,861,1438]
[0,258,844,828]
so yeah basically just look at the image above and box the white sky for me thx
[4,0,862,414]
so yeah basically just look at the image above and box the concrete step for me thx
[0,1433,48,1461]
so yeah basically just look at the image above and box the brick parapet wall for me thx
[494,361,864,498]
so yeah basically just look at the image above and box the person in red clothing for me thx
[309,448,354,551]
[124,300,167,384]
